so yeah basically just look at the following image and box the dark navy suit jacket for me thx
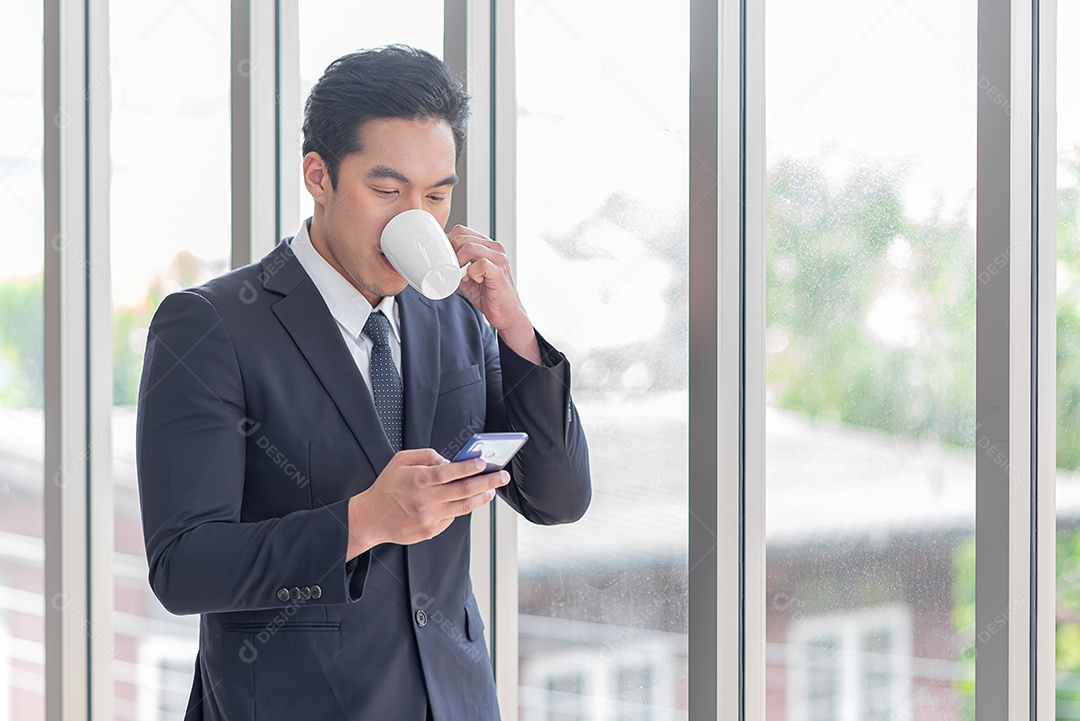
[135,238,591,720]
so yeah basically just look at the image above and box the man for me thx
[136,44,591,720]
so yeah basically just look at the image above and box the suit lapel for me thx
[265,241,394,472]
[397,286,441,452]
[262,241,443,470]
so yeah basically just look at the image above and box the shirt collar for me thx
[289,217,401,343]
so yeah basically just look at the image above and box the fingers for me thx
[455,241,506,272]
[446,226,508,273]
[395,448,447,467]
[447,225,502,251]
[438,470,510,503]
[387,450,494,490]
[444,486,499,519]
[432,456,489,484]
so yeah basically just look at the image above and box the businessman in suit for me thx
[135,44,591,720]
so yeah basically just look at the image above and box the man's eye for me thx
[374,189,398,197]
[428,196,446,203]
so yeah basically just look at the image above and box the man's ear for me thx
[302,152,331,208]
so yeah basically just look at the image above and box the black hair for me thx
[301,44,471,189]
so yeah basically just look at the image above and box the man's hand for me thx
[345,449,509,559]
[448,225,542,364]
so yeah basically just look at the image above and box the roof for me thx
[519,392,1080,574]
[3,397,1079,576]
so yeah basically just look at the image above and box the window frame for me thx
[785,604,913,721]
[34,0,1064,718]
[134,635,200,721]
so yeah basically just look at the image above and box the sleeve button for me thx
[299,586,311,601]
[289,586,301,601]
[276,587,291,602]
[310,585,322,600]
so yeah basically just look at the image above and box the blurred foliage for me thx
[1058,528,1080,718]
[951,536,976,721]
[766,156,977,447]
[1058,146,1080,721]
[1057,149,1080,470]
[0,275,44,407]
[0,250,220,409]
[953,526,1080,721]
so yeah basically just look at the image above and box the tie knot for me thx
[363,310,391,347]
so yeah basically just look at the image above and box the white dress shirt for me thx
[289,217,403,399]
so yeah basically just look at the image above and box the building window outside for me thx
[135,637,199,721]
[788,605,912,721]
[523,641,671,721]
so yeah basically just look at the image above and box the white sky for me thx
[1,0,1077,320]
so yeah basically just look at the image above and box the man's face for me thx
[305,116,458,305]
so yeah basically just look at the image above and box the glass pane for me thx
[764,1,976,719]
[515,3,689,720]
[1056,2,1080,718]
[290,4,444,227]
[109,3,230,719]
[0,3,44,719]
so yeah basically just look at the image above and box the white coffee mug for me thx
[380,209,470,300]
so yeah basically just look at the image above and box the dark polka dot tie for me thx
[362,310,403,452]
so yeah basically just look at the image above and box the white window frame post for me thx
[1035,0,1058,714]
[231,0,280,266]
[974,0,1055,717]
[44,0,115,718]
[689,0,766,717]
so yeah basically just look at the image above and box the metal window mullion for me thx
[87,0,114,719]
[231,0,279,268]
[277,0,300,239]
[688,0,724,716]
[44,0,91,719]
[490,0,521,715]
[1035,0,1058,713]
[742,0,767,715]
[1007,0,1034,712]
[974,0,1038,717]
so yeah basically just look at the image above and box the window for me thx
[521,643,667,721]
[135,637,199,721]
[0,621,9,721]
[614,663,654,721]
[764,0,976,717]
[19,0,1063,717]
[109,2,230,718]
[1056,1,1080,717]
[514,1,690,719]
[546,672,586,721]
[0,1,44,719]
[787,606,912,721]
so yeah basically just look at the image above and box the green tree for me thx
[0,274,44,408]
[766,156,976,447]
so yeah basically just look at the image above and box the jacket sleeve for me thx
[136,290,370,616]
[473,306,591,524]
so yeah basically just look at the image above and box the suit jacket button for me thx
[299,586,311,601]
[310,585,322,600]
[289,586,301,601]
[415,609,428,627]
[276,587,290,603]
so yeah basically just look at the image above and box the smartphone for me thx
[451,432,529,473]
